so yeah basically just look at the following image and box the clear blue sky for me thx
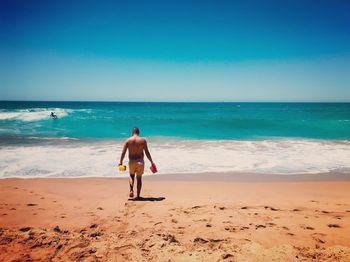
[1,0,349,101]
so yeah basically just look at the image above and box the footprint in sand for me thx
[53,226,63,233]
[328,224,341,228]
[314,238,325,244]
[224,226,236,232]
[209,238,224,243]
[266,222,276,227]
[255,224,266,229]
[90,232,103,238]
[19,227,33,232]
[301,225,314,230]
[222,253,234,259]
[193,237,208,244]
[264,206,279,211]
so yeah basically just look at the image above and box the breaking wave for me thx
[1,138,350,178]
[0,108,70,122]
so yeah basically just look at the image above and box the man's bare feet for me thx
[129,191,134,198]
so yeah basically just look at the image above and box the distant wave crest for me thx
[0,108,70,122]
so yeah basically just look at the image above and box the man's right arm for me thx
[119,140,128,165]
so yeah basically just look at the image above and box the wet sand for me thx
[1,175,350,261]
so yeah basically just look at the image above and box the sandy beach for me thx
[1,174,350,261]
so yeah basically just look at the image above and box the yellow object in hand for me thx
[118,165,126,172]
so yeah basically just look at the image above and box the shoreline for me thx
[145,171,350,181]
[1,171,350,182]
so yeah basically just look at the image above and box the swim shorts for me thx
[129,160,144,176]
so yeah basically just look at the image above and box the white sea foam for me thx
[0,108,70,121]
[1,139,350,178]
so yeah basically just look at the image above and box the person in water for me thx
[50,112,57,118]
[119,127,155,199]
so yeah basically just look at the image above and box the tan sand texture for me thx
[1,177,350,261]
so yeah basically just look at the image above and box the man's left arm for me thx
[144,140,154,165]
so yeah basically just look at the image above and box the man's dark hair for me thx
[132,127,140,135]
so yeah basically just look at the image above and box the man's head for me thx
[132,127,140,136]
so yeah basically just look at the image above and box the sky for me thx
[0,0,349,102]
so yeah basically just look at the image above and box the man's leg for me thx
[129,174,135,198]
[136,175,142,198]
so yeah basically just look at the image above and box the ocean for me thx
[1,101,350,177]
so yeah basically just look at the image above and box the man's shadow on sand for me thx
[128,197,165,202]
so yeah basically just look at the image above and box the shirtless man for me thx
[119,127,154,199]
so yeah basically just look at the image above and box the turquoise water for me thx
[1,101,350,177]
[0,101,350,141]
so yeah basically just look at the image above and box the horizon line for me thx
[1,100,350,103]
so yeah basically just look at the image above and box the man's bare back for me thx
[126,136,147,161]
